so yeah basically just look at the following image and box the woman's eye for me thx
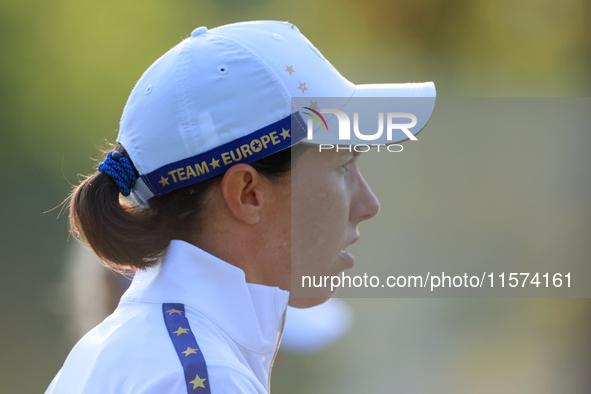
[338,161,352,173]
[338,154,359,174]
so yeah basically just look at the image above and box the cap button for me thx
[191,26,208,37]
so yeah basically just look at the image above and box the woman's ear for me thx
[220,164,266,225]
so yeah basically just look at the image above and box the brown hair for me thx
[69,143,308,272]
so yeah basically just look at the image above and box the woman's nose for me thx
[351,170,380,224]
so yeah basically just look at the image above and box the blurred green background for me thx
[1,0,589,393]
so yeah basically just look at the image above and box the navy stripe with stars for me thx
[163,303,211,393]
[143,112,307,197]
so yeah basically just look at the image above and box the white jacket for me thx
[45,240,290,393]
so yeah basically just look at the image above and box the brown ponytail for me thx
[68,143,309,272]
[70,145,173,271]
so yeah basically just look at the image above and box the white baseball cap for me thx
[116,20,436,206]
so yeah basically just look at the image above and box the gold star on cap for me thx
[189,374,207,389]
[159,176,170,187]
[280,128,290,139]
[298,82,308,93]
[166,309,182,315]
[308,100,319,110]
[182,346,198,357]
[209,157,220,169]
[173,326,190,336]
[285,65,295,75]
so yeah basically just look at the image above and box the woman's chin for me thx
[288,295,334,308]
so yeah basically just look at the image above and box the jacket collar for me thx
[121,240,290,354]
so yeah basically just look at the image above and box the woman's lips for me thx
[339,236,359,268]
[339,250,355,268]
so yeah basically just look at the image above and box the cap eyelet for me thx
[217,65,229,75]
[273,34,282,40]
[191,26,208,37]
[145,84,153,94]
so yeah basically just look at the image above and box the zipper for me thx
[267,308,287,393]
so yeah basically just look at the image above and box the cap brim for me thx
[295,82,436,145]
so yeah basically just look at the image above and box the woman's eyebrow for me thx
[334,149,362,160]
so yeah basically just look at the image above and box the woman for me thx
[46,20,434,393]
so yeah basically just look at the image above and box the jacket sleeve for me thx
[210,363,268,394]
[137,368,187,394]
[138,364,267,394]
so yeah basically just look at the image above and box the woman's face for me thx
[288,146,380,307]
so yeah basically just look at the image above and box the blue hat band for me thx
[141,112,306,197]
